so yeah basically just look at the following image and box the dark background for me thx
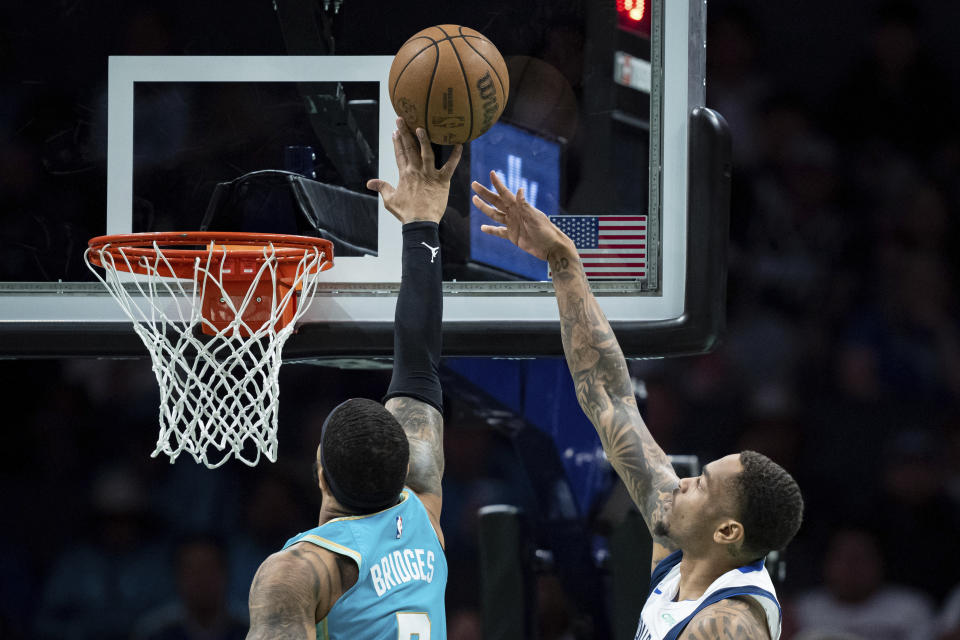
[2,0,960,638]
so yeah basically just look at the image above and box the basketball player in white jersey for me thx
[472,174,804,640]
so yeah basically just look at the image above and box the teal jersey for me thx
[283,489,447,640]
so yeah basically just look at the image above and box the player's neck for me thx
[318,499,357,525]
[676,551,739,601]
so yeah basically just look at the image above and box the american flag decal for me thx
[548,215,647,279]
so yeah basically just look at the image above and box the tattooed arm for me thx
[247,545,351,640]
[549,240,679,561]
[385,396,445,543]
[677,597,771,640]
[471,171,680,568]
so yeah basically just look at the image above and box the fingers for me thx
[396,118,420,167]
[415,127,435,168]
[489,170,514,200]
[439,143,463,181]
[480,224,510,239]
[471,194,506,221]
[391,128,407,171]
[366,178,396,201]
[471,180,502,207]
[367,178,403,222]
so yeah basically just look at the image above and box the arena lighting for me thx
[617,0,651,37]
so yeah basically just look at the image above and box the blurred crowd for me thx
[2,0,960,639]
[0,358,534,640]
[629,2,960,638]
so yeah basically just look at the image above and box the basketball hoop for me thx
[85,232,333,468]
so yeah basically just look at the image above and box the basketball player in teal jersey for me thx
[472,174,804,640]
[245,119,462,640]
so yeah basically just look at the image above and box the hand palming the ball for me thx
[367,117,463,224]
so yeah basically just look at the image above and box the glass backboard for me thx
[0,0,728,358]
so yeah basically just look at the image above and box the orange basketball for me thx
[389,25,509,145]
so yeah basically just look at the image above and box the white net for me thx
[85,240,328,468]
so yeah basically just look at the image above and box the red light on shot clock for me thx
[622,0,645,22]
[617,0,651,37]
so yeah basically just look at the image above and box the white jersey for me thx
[635,551,781,640]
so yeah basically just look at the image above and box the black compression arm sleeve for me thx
[383,221,443,412]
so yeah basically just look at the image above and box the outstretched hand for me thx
[367,118,463,224]
[471,171,574,262]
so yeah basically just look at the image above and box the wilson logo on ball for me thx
[476,72,499,134]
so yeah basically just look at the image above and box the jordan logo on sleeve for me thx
[420,242,440,264]
[420,242,440,263]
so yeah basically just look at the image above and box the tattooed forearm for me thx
[385,396,445,497]
[548,249,679,543]
[247,548,328,640]
[678,598,771,640]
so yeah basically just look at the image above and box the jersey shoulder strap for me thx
[662,580,781,640]
[648,550,683,598]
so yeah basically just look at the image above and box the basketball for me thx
[389,25,509,145]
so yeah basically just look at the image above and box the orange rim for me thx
[87,231,334,279]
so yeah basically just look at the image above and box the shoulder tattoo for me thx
[678,597,771,640]
[384,396,444,497]
[247,547,334,640]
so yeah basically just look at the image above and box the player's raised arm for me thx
[471,172,681,566]
[247,547,341,640]
[367,118,462,530]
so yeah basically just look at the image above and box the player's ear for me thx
[714,518,744,547]
[315,461,327,490]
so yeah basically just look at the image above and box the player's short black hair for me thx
[320,398,409,513]
[733,450,804,560]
